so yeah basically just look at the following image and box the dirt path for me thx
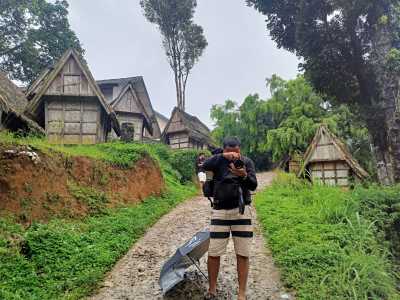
[89,172,292,300]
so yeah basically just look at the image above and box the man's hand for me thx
[229,163,247,178]
[223,152,241,161]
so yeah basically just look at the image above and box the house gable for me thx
[299,125,369,179]
[26,49,114,119]
[112,85,145,115]
[309,128,344,162]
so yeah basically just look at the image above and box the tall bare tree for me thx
[140,0,207,111]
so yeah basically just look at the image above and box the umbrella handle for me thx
[207,197,213,208]
[187,256,208,280]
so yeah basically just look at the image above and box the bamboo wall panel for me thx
[45,98,101,144]
[114,89,143,114]
[45,57,95,97]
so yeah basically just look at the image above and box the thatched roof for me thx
[163,107,212,144]
[97,76,161,138]
[25,49,120,135]
[109,83,153,134]
[0,72,44,135]
[299,124,369,179]
[155,111,169,123]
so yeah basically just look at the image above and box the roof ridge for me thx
[96,76,142,83]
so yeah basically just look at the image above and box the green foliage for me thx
[68,184,109,215]
[247,0,400,183]
[353,184,400,266]
[0,0,84,83]
[0,132,203,181]
[0,133,198,299]
[140,0,207,110]
[211,76,373,172]
[246,0,399,109]
[264,76,327,161]
[168,149,204,183]
[0,185,196,300]
[255,173,399,299]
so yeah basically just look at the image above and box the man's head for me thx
[223,137,241,154]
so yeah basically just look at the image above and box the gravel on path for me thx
[88,172,293,300]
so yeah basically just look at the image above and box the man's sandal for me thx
[204,291,218,300]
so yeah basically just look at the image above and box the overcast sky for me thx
[67,0,299,127]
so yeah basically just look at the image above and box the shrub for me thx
[353,184,400,265]
[169,149,204,182]
[255,173,398,300]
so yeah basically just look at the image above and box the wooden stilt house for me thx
[97,77,161,141]
[299,124,369,186]
[162,107,212,150]
[0,72,44,135]
[25,49,120,144]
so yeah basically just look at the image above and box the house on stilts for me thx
[298,124,369,186]
[0,72,44,135]
[97,77,161,141]
[25,49,120,144]
[162,107,212,150]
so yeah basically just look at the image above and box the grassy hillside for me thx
[255,173,400,300]
[0,132,200,299]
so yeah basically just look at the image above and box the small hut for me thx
[279,152,303,174]
[97,77,161,141]
[299,125,369,186]
[0,72,44,135]
[162,107,212,150]
[25,49,120,144]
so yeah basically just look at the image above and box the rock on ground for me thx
[88,172,294,300]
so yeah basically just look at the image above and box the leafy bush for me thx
[353,185,400,266]
[68,183,109,214]
[255,173,399,300]
[169,149,205,182]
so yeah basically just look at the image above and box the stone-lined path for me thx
[89,172,293,300]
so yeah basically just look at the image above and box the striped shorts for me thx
[208,207,253,257]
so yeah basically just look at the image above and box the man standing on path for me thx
[202,137,258,300]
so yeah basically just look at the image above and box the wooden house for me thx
[0,72,44,135]
[97,77,161,141]
[279,152,303,174]
[162,107,212,150]
[299,125,369,186]
[25,49,120,144]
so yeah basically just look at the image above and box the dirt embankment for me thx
[0,144,164,223]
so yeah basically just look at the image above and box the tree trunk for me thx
[367,8,400,183]
[174,72,181,109]
[386,108,400,181]
[366,117,395,184]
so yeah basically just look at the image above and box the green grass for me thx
[0,131,202,182]
[0,132,199,299]
[255,173,399,300]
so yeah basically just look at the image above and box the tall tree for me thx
[0,0,84,83]
[247,0,400,184]
[140,0,207,111]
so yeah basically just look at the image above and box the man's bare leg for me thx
[237,254,249,300]
[207,256,220,295]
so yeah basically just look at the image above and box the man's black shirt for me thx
[202,154,258,209]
